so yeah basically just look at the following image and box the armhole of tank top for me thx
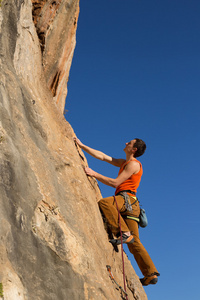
[125,159,142,174]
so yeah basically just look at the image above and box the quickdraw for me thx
[106,265,128,298]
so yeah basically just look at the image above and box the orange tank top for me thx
[115,159,143,195]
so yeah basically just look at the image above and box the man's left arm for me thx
[85,161,140,188]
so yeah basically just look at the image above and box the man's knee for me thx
[98,198,106,212]
[98,198,104,206]
[99,197,112,209]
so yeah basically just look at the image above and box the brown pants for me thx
[99,195,159,277]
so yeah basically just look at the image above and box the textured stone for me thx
[0,1,147,299]
[32,0,79,111]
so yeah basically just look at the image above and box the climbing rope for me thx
[113,196,129,300]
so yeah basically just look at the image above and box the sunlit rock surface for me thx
[0,1,147,299]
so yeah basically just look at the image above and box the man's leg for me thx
[100,196,159,284]
[122,200,159,285]
[99,195,133,241]
[99,195,129,233]
[126,217,159,277]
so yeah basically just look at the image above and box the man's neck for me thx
[126,154,136,162]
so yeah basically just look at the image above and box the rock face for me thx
[0,1,147,299]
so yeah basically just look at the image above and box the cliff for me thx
[0,1,147,299]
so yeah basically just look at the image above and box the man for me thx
[74,137,160,286]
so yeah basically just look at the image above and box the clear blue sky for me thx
[65,1,200,299]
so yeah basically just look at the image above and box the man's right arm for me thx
[73,137,125,167]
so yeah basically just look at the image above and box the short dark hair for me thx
[133,138,146,157]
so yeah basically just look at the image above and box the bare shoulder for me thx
[125,160,141,173]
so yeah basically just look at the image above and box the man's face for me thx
[124,139,136,153]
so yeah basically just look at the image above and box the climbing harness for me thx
[117,191,140,223]
[113,195,129,300]
[106,265,128,299]
[116,191,137,212]
[117,191,148,228]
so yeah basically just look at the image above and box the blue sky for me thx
[65,1,200,299]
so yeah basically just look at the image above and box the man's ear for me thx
[132,147,137,155]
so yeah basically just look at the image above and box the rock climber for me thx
[74,137,160,286]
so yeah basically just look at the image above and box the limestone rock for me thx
[0,1,147,299]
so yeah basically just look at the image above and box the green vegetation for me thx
[0,283,3,298]
[0,136,5,143]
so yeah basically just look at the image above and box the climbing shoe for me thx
[140,274,158,286]
[109,233,134,246]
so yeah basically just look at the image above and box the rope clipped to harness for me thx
[113,195,129,300]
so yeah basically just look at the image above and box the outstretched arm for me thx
[74,137,125,167]
[85,160,140,188]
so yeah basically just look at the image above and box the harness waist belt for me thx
[116,190,136,196]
